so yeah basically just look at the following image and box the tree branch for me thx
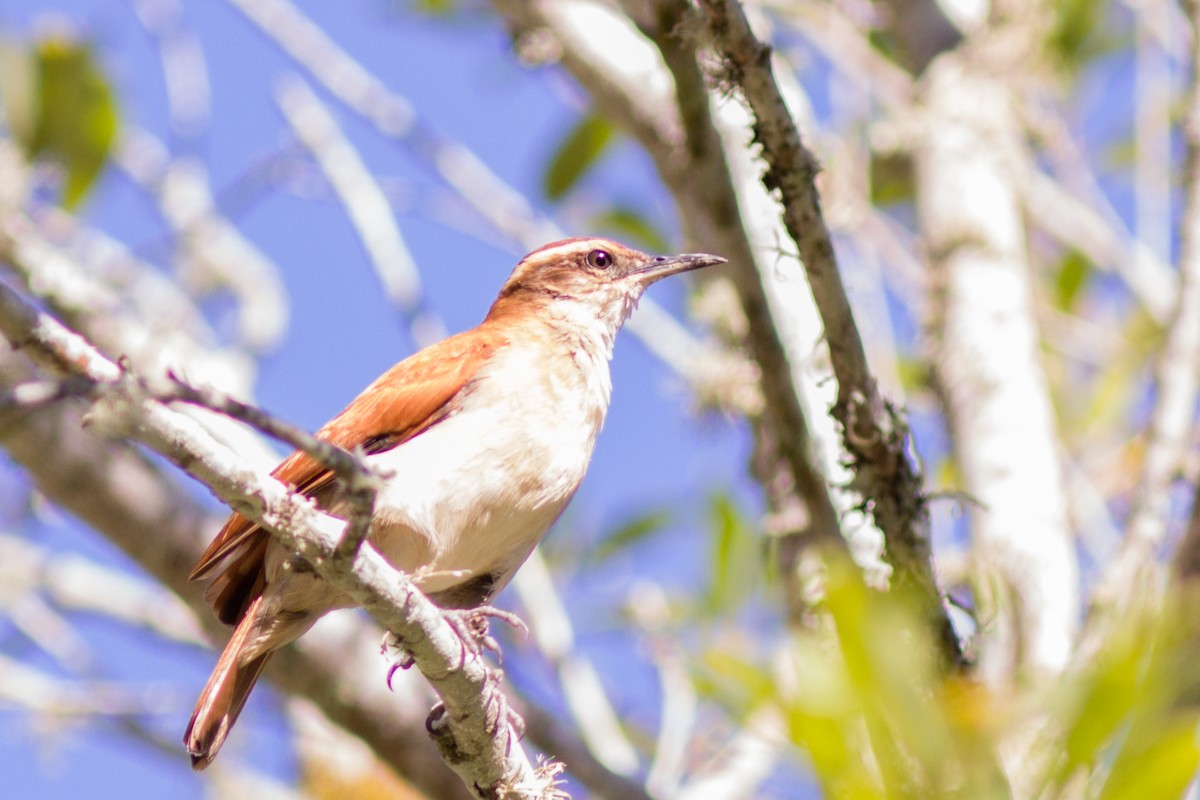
[696,0,962,665]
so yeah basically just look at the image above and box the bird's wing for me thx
[188,328,505,620]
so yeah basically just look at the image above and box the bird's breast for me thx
[363,341,611,595]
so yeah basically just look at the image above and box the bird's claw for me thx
[425,701,448,734]
[481,667,525,747]
[442,605,528,664]
[380,630,416,690]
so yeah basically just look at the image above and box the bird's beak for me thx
[630,252,727,285]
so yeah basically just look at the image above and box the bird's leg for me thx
[441,605,528,665]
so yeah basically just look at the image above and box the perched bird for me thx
[184,237,725,768]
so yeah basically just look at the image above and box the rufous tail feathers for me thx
[184,596,271,770]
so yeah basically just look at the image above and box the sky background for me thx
[0,1,772,796]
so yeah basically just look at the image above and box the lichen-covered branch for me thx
[696,0,961,665]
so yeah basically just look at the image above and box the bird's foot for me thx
[380,631,416,690]
[424,667,525,744]
[442,605,528,664]
[479,667,526,746]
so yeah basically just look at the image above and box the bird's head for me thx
[487,237,726,333]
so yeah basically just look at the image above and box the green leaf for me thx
[588,206,670,254]
[543,112,614,200]
[588,508,673,564]
[869,150,913,206]
[1053,249,1093,312]
[696,649,775,712]
[1098,717,1200,800]
[894,356,929,395]
[1060,643,1141,770]
[705,493,759,614]
[29,36,118,208]
[1047,0,1113,71]
[413,0,458,13]
[0,35,38,149]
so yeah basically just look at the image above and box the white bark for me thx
[917,54,1078,678]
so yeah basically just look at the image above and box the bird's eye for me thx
[586,249,613,269]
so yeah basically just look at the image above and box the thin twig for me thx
[0,653,179,717]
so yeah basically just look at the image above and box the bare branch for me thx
[696,0,962,665]
[511,553,641,776]
[0,534,207,647]
[130,0,211,142]
[275,76,446,349]
[0,169,280,471]
[154,373,381,561]
[1024,171,1175,323]
[1093,0,1200,626]
[115,130,290,354]
[222,0,726,399]
[0,653,178,717]
[0,360,469,798]
[675,707,785,800]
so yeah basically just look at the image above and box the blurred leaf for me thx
[0,35,37,147]
[1043,596,1200,796]
[1072,307,1163,434]
[587,508,672,564]
[825,555,956,789]
[705,492,759,614]
[1055,622,1143,776]
[412,0,458,14]
[1053,249,1093,312]
[695,649,776,713]
[1104,137,1137,171]
[934,457,963,493]
[1047,0,1111,70]
[589,205,670,253]
[1098,717,1200,800]
[869,150,913,206]
[894,355,929,395]
[12,35,118,209]
[543,111,614,200]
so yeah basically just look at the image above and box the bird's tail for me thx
[184,595,271,770]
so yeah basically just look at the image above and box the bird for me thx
[183,236,725,768]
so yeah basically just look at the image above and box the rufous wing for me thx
[188,327,506,624]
